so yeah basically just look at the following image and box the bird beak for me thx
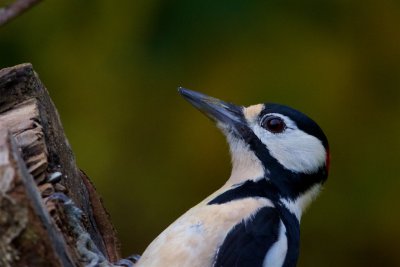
[178,87,247,135]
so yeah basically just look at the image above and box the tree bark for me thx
[0,63,121,266]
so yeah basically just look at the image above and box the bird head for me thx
[179,88,330,201]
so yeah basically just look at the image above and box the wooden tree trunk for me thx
[0,63,121,267]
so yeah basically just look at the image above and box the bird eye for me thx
[261,116,286,133]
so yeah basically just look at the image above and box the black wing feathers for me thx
[213,207,281,267]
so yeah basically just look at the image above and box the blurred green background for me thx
[1,1,400,266]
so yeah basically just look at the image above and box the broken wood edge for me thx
[0,63,122,265]
[0,130,75,267]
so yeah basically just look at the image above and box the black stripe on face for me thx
[207,133,326,201]
[246,133,327,198]
[234,107,328,199]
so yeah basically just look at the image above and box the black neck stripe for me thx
[244,131,327,199]
[208,179,279,205]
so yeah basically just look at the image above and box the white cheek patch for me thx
[251,119,326,174]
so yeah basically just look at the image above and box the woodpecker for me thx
[135,88,330,267]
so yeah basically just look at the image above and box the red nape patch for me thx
[325,149,331,173]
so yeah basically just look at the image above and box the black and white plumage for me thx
[135,89,330,267]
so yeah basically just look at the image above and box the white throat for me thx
[225,133,264,185]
